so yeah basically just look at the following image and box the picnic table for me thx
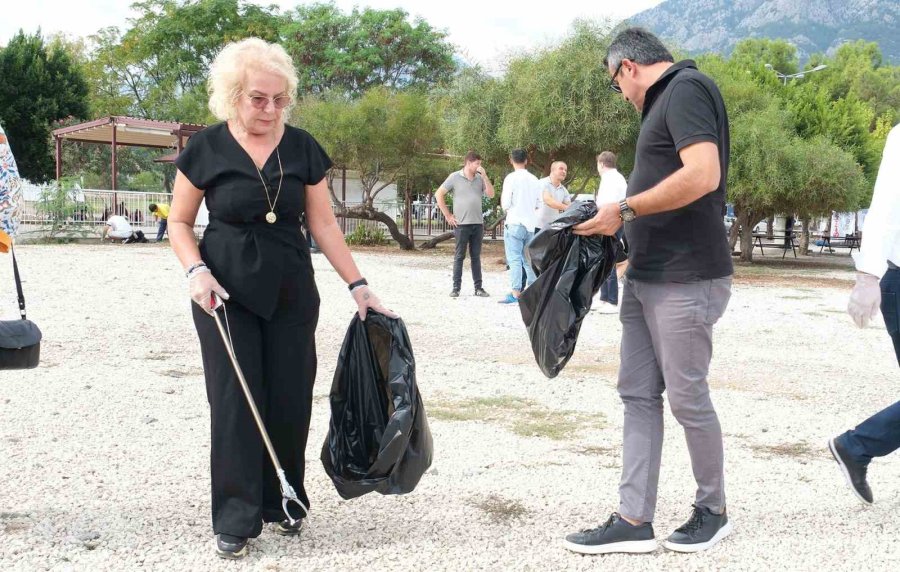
[752,232,797,259]
[815,234,860,254]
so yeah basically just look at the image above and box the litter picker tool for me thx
[208,293,308,525]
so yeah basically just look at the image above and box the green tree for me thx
[88,0,282,122]
[295,87,443,250]
[0,30,89,182]
[282,2,456,96]
[443,20,638,192]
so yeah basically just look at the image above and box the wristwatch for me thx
[618,199,636,222]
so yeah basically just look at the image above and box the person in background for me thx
[102,214,135,243]
[595,151,628,311]
[536,161,570,231]
[149,202,170,242]
[436,150,495,298]
[829,123,900,505]
[499,148,541,304]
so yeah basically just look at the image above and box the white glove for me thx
[847,272,881,328]
[189,270,230,315]
[351,285,398,321]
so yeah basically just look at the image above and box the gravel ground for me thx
[1,243,898,571]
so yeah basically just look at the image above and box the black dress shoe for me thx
[829,436,874,504]
[215,534,248,559]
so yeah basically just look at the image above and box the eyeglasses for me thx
[609,62,624,93]
[246,94,292,110]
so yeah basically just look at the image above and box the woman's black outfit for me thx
[175,122,332,538]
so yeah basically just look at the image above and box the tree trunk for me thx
[334,204,416,250]
[419,230,454,249]
[800,218,810,255]
[420,214,505,249]
[766,215,775,239]
[739,208,754,262]
[728,205,741,252]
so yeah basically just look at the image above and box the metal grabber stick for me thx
[209,293,308,526]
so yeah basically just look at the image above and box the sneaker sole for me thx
[828,438,873,505]
[562,538,657,555]
[215,544,248,560]
[663,519,733,553]
[274,525,303,537]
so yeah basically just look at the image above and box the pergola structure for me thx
[52,116,205,189]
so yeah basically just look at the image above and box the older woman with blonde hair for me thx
[168,37,395,559]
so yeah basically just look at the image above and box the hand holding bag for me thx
[0,245,41,370]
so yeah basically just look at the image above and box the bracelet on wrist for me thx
[185,261,207,278]
[187,266,211,280]
[348,277,368,291]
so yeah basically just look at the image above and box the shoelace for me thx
[677,505,707,534]
[580,513,618,534]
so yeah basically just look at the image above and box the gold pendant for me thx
[266,211,277,224]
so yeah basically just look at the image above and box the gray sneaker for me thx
[663,505,733,553]
[563,513,656,555]
[474,288,490,297]
[449,289,460,298]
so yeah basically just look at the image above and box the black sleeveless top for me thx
[175,122,333,319]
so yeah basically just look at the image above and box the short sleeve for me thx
[299,130,333,185]
[441,173,455,192]
[665,78,719,152]
[175,128,213,189]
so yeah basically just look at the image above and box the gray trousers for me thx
[617,276,732,522]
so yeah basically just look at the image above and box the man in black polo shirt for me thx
[565,28,733,555]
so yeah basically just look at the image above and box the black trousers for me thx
[191,263,319,538]
[452,223,484,290]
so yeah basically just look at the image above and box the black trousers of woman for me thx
[191,261,319,538]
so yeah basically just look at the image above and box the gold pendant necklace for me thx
[254,147,283,223]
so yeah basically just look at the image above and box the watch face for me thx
[623,210,636,222]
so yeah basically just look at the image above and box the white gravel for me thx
[1,243,898,571]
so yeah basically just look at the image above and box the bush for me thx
[344,224,388,246]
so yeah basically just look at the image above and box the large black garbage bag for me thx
[321,311,433,500]
[519,201,618,378]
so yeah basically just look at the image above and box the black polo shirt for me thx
[624,60,733,282]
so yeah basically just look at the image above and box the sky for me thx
[0,0,664,69]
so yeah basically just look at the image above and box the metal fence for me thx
[19,186,504,241]
[336,200,505,240]
[19,185,187,237]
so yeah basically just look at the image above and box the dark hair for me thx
[509,148,528,164]
[596,151,617,168]
[604,27,674,70]
[464,150,482,164]
[148,203,158,212]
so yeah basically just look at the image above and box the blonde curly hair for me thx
[207,37,298,122]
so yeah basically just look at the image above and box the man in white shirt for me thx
[829,123,900,505]
[102,214,134,242]
[500,149,541,304]
[595,151,628,309]
[537,161,571,231]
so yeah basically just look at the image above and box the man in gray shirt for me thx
[436,150,496,297]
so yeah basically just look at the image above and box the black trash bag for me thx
[321,311,433,500]
[519,201,619,378]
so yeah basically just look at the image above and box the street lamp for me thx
[764,63,828,85]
